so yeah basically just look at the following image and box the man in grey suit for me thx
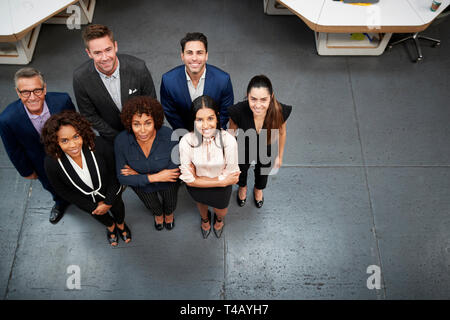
[73,24,156,143]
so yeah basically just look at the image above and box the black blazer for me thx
[73,54,156,142]
[44,137,121,213]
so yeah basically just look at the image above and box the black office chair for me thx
[388,7,449,62]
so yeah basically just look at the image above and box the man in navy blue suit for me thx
[0,68,76,224]
[160,32,234,130]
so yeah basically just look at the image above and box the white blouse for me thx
[179,130,240,183]
[65,151,94,189]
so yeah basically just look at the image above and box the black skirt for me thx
[186,185,232,209]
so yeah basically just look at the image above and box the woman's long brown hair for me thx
[247,75,283,144]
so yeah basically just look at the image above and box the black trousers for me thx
[238,137,275,190]
[91,194,125,228]
[238,162,271,190]
[132,181,179,216]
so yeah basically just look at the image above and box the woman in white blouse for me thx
[179,95,240,239]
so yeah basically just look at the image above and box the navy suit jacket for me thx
[160,64,234,130]
[0,92,76,179]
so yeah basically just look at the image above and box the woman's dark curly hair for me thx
[120,96,164,132]
[41,110,96,159]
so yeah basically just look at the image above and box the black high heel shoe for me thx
[236,191,246,207]
[201,210,211,239]
[213,213,224,238]
[164,215,175,230]
[154,216,164,231]
[117,223,132,243]
[106,227,119,247]
[253,189,264,208]
[254,197,264,208]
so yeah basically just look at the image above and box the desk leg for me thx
[45,0,96,25]
[79,0,96,23]
[263,0,294,15]
[315,32,393,56]
[0,25,41,65]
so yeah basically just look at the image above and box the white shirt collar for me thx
[185,66,206,82]
[95,58,120,80]
[65,149,86,169]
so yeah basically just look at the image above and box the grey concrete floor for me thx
[1,0,449,300]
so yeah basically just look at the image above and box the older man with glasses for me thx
[0,67,76,224]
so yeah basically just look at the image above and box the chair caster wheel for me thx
[415,57,423,63]
[433,42,440,48]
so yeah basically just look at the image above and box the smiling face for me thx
[57,125,83,159]
[86,35,118,76]
[181,40,208,77]
[194,107,217,138]
[132,113,156,143]
[247,87,272,117]
[16,76,47,115]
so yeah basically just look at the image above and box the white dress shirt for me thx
[185,67,206,102]
[65,151,94,189]
[96,59,122,110]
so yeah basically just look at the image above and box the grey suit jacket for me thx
[73,54,156,142]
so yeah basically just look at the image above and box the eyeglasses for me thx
[18,88,44,98]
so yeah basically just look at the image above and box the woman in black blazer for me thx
[42,110,131,247]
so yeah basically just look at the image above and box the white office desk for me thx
[0,0,95,64]
[278,0,450,33]
[274,0,449,55]
[0,0,78,41]
[409,0,450,23]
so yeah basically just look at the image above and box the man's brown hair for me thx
[82,24,114,49]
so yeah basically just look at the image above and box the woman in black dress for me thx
[228,75,292,208]
[42,110,130,247]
